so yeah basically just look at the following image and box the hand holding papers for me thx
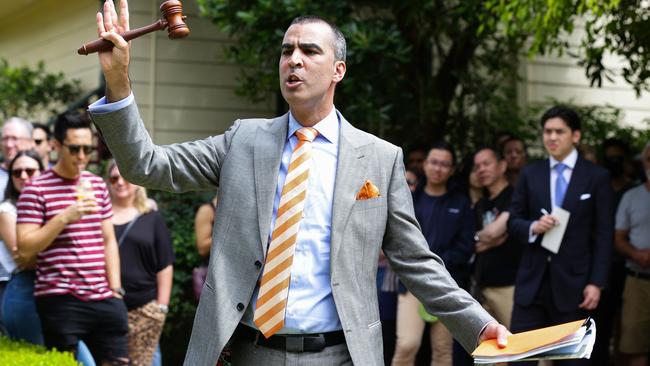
[540,207,570,254]
[472,318,596,364]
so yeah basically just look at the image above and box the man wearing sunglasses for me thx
[32,122,53,168]
[1,117,34,203]
[16,111,130,366]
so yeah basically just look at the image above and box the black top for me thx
[411,189,475,286]
[114,210,175,310]
[474,185,522,287]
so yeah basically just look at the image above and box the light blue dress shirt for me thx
[89,95,342,333]
[243,108,342,333]
[528,148,578,242]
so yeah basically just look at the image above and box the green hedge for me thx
[0,336,78,366]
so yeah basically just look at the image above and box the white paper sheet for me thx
[541,207,570,254]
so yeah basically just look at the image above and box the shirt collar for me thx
[549,148,578,170]
[288,107,339,145]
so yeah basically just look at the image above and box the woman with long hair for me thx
[1,150,44,343]
[107,161,174,366]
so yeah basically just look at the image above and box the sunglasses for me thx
[34,139,47,145]
[11,168,38,178]
[62,143,94,155]
[108,175,123,185]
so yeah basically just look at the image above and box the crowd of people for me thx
[1,106,648,366]
[0,113,174,366]
[378,106,650,366]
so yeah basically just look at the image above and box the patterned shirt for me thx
[17,170,114,301]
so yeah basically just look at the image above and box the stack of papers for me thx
[472,318,596,364]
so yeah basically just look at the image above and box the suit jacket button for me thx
[255,260,262,269]
[237,303,245,311]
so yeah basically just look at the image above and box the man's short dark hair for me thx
[290,15,346,62]
[32,122,52,139]
[540,106,581,132]
[475,145,503,162]
[53,111,92,142]
[500,136,527,156]
[428,141,456,166]
[602,138,630,156]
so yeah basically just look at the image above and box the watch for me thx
[157,304,169,314]
[112,287,126,297]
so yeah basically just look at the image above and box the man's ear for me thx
[572,130,581,145]
[333,61,346,83]
[498,159,507,175]
[52,139,62,153]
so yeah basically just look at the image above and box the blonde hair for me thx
[107,160,151,214]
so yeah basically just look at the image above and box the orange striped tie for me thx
[253,127,319,338]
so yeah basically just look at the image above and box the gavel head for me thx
[160,0,190,39]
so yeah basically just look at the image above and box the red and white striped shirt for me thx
[17,170,114,301]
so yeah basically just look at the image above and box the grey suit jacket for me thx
[90,102,494,366]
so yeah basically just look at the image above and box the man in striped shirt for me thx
[16,111,129,366]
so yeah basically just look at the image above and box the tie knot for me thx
[554,163,568,174]
[295,127,318,142]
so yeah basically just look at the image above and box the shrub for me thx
[0,336,78,366]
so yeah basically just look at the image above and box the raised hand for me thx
[96,0,131,101]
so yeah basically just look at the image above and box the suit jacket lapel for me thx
[562,157,588,212]
[254,115,288,255]
[331,117,371,264]
[540,161,552,212]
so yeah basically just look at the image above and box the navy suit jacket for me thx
[508,156,614,312]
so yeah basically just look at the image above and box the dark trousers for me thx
[511,269,589,366]
[36,294,129,365]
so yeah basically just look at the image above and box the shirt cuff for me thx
[88,93,134,114]
[528,222,538,243]
[476,321,493,346]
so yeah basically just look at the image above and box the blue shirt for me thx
[243,108,342,333]
[89,94,342,333]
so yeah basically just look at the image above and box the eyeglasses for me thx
[62,143,94,155]
[426,159,453,169]
[11,168,38,178]
[108,175,123,185]
[2,136,30,143]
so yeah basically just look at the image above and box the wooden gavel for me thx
[78,0,190,55]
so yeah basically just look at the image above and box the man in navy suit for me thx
[509,106,614,365]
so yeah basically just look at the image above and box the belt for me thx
[236,324,346,353]
[627,269,650,280]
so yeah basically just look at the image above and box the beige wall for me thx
[518,32,650,130]
[0,0,275,144]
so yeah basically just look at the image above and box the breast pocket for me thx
[352,197,385,212]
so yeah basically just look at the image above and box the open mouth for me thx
[286,74,303,88]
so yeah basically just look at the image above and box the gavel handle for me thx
[78,19,168,55]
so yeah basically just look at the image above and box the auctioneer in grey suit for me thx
[91,103,494,365]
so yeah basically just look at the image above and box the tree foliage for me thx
[197,0,536,153]
[0,59,82,121]
[197,0,647,154]
[484,0,649,94]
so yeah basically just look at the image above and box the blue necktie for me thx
[554,163,568,207]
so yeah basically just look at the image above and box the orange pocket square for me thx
[356,180,380,200]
